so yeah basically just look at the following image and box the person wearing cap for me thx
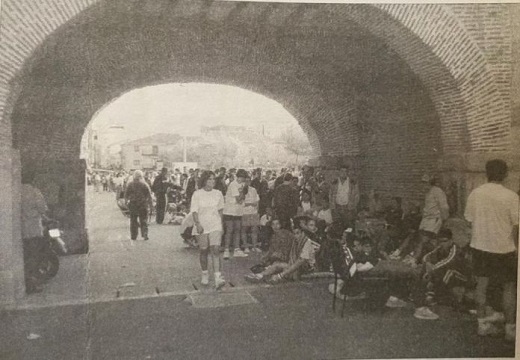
[125,170,153,241]
[223,169,248,258]
[403,174,449,267]
[465,159,519,341]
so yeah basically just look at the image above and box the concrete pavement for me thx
[15,190,268,308]
[2,284,516,359]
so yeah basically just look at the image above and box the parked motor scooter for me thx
[24,218,67,292]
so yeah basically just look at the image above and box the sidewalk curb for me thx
[2,283,276,312]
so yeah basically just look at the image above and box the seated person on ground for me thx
[353,237,381,273]
[384,197,404,238]
[259,218,294,266]
[389,203,422,260]
[245,219,320,284]
[412,228,472,320]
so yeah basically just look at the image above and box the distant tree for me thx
[278,126,313,163]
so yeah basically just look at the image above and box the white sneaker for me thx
[244,248,250,254]
[253,247,262,253]
[505,323,516,342]
[215,276,226,290]
[234,248,248,257]
[328,280,345,295]
[223,249,230,259]
[385,296,408,308]
[201,272,209,286]
[389,249,401,260]
[414,306,439,320]
[478,321,501,337]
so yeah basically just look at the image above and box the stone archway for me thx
[0,0,515,304]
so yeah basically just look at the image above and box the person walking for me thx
[152,167,170,224]
[464,159,519,341]
[125,170,153,241]
[329,166,359,227]
[190,171,226,289]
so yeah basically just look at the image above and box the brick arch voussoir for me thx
[350,4,509,152]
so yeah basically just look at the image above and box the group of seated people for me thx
[244,199,479,321]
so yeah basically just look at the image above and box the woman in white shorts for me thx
[191,171,226,289]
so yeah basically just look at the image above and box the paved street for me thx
[1,189,516,359]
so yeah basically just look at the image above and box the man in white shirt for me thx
[329,166,359,227]
[465,159,519,341]
[223,169,247,259]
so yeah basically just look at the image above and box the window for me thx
[133,160,140,166]
[134,145,139,152]
[152,145,159,155]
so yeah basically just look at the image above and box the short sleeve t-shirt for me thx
[243,186,259,215]
[190,189,224,235]
[300,238,321,268]
[223,180,244,216]
[465,183,519,254]
[318,209,333,224]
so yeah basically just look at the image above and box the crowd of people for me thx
[99,159,517,342]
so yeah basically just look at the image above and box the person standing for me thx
[21,170,48,293]
[223,169,248,259]
[93,172,101,193]
[125,170,153,241]
[273,173,300,230]
[186,169,199,209]
[191,171,226,289]
[242,174,261,253]
[214,167,228,195]
[403,174,449,267]
[329,166,359,227]
[152,167,170,224]
[464,159,519,341]
[251,168,269,216]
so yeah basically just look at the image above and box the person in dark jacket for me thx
[125,170,153,240]
[273,173,300,230]
[214,167,228,195]
[152,167,171,224]
[186,169,199,209]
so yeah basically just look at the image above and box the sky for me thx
[89,83,306,145]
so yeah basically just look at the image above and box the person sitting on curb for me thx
[412,228,472,320]
[245,219,319,284]
[260,218,294,266]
